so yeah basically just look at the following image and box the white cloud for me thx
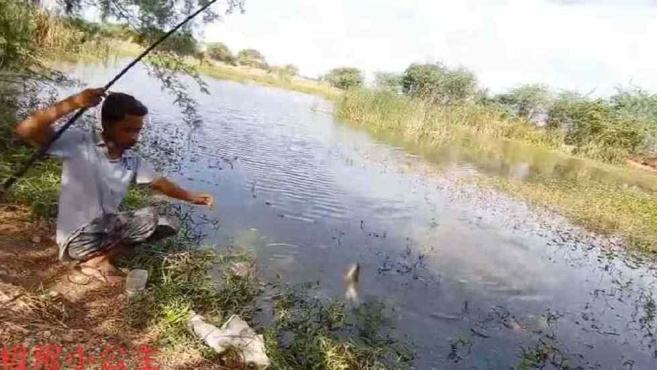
[204,0,657,95]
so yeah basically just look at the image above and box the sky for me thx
[203,0,657,96]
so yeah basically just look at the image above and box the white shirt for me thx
[47,125,158,260]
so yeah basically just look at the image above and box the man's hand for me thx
[190,193,214,208]
[15,87,106,148]
[150,178,215,208]
[71,88,106,109]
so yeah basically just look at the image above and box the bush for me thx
[269,64,299,80]
[206,42,236,65]
[494,84,552,120]
[138,27,199,56]
[0,0,36,71]
[610,87,657,155]
[236,48,268,69]
[548,98,649,162]
[325,67,363,89]
[401,63,477,105]
[611,86,657,123]
[374,72,402,93]
[282,64,298,77]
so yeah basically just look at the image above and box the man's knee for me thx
[121,207,178,244]
[67,239,120,262]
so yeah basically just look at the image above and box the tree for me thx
[206,42,235,64]
[610,86,657,124]
[324,67,363,89]
[401,63,477,104]
[610,87,657,155]
[236,48,267,69]
[374,72,401,93]
[269,64,298,80]
[155,29,198,56]
[282,64,298,77]
[494,84,552,120]
[59,0,245,31]
[546,90,589,131]
[50,0,246,126]
[546,94,651,161]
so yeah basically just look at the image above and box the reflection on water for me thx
[372,128,657,194]
[64,62,657,369]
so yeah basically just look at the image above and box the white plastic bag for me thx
[188,312,270,369]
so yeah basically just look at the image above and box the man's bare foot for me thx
[106,245,129,265]
[78,266,123,285]
[79,255,124,285]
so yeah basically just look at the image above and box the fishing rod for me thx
[0,0,219,196]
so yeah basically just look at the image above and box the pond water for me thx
[61,62,657,369]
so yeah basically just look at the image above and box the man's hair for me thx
[101,92,148,128]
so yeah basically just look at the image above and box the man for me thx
[15,88,214,284]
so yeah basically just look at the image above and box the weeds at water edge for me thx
[122,237,261,365]
[478,175,657,253]
[264,287,414,370]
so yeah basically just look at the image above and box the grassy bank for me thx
[198,61,341,100]
[336,89,657,253]
[120,225,413,369]
[479,174,657,252]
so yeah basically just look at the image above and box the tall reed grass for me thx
[33,9,112,60]
[336,89,564,149]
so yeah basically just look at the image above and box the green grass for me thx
[264,288,413,369]
[198,62,342,100]
[479,174,657,253]
[123,240,260,355]
[120,230,413,369]
[0,157,61,218]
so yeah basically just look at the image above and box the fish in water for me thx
[344,263,360,304]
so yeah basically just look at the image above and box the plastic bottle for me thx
[125,269,148,296]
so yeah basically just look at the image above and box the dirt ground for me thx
[627,156,657,173]
[0,204,221,369]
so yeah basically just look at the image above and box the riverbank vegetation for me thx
[338,63,657,165]
[335,64,657,253]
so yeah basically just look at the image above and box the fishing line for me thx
[1,0,219,196]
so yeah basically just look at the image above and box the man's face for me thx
[106,114,145,150]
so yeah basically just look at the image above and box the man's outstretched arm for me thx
[150,177,214,207]
[14,88,105,147]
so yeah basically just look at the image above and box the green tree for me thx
[401,63,477,104]
[60,0,245,31]
[269,64,298,80]
[374,72,402,93]
[151,28,198,56]
[236,48,267,69]
[495,84,552,119]
[54,0,245,126]
[548,96,650,161]
[282,64,298,77]
[610,86,657,124]
[547,90,590,131]
[325,67,363,89]
[206,42,235,64]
